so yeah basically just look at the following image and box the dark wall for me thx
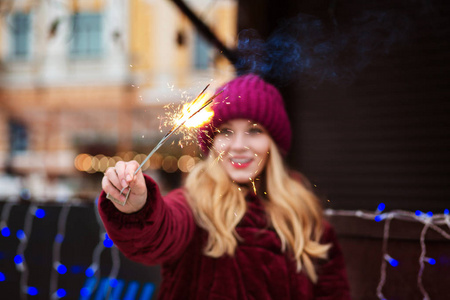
[237,0,450,212]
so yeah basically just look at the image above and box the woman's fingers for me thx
[104,167,121,191]
[124,161,140,184]
[102,174,127,203]
[123,161,148,197]
[103,160,145,196]
[102,160,148,213]
[102,161,147,213]
[114,161,128,189]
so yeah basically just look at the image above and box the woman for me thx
[99,74,351,299]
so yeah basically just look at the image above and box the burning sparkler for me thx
[115,84,222,204]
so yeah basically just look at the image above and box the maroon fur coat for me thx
[98,175,351,299]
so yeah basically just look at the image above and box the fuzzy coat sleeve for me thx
[97,174,195,265]
[314,222,352,299]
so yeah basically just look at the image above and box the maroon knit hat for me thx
[199,74,292,156]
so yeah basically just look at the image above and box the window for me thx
[193,33,211,70]
[70,13,102,58]
[11,13,31,58]
[9,120,28,153]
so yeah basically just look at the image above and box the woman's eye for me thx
[217,128,233,136]
[248,127,263,134]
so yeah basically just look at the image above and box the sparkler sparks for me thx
[162,85,216,146]
[249,178,257,194]
[116,84,223,204]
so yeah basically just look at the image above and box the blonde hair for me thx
[184,142,330,282]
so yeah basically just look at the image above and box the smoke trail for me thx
[235,10,413,88]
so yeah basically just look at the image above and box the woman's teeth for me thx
[231,158,252,164]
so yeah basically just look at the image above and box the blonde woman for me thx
[99,74,351,299]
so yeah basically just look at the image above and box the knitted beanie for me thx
[199,74,292,156]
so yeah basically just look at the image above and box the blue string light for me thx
[384,254,399,267]
[377,203,386,212]
[55,234,64,243]
[103,238,114,248]
[1,227,10,237]
[103,233,114,248]
[57,264,67,275]
[56,288,66,298]
[80,287,90,297]
[0,272,5,282]
[80,277,97,299]
[109,278,119,287]
[16,229,25,240]
[374,215,383,222]
[389,258,399,267]
[27,286,38,296]
[14,254,23,264]
[85,267,95,278]
[444,209,449,215]
[426,212,433,218]
[415,210,423,217]
[140,283,156,300]
[35,208,45,219]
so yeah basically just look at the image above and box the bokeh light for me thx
[35,208,45,218]
[56,288,67,297]
[162,156,178,173]
[27,286,38,296]
[178,155,196,172]
[1,227,10,237]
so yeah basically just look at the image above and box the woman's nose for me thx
[230,131,247,151]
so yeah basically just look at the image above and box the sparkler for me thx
[114,84,223,205]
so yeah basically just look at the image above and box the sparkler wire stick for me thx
[113,85,223,205]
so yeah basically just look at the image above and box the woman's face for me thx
[212,119,271,185]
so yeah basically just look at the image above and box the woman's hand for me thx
[102,161,147,214]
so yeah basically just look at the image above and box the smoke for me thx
[235,10,413,88]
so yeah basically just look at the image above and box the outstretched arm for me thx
[98,161,195,265]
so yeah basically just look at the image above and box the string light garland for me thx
[325,206,450,300]
[16,204,38,299]
[1,200,449,299]
[0,199,16,286]
[77,197,122,299]
[0,199,126,299]
[50,203,70,299]
[0,200,14,238]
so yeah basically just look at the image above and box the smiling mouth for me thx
[230,158,252,168]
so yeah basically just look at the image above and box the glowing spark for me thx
[174,92,215,128]
[162,85,222,147]
[214,150,226,164]
[118,85,222,202]
[249,178,257,194]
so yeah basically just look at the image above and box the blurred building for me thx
[0,0,237,199]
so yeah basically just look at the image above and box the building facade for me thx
[0,0,237,199]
